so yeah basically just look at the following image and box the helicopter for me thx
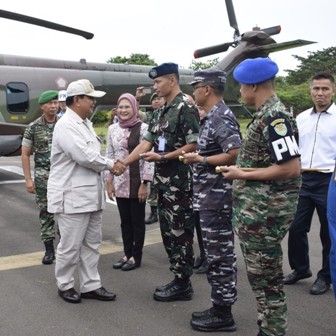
[0,0,315,157]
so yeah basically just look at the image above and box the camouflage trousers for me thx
[233,190,298,336]
[157,186,194,280]
[200,209,237,307]
[146,183,158,207]
[35,169,55,242]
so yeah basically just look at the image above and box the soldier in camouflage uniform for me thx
[21,90,59,265]
[222,58,301,336]
[182,69,241,332]
[114,63,199,302]
[136,89,166,224]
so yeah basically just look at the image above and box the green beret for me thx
[150,93,158,103]
[38,90,59,104]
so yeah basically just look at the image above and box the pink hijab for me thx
[117,93,141,129]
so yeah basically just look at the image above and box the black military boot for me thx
[145,206,158,225]
[42,240,55,265]
[153,278,193,302]
[190,305,236,332]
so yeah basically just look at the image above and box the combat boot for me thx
[145,206,158,225]
[42,240,55,265]
[190,305,236,332]
[153,278,193,302]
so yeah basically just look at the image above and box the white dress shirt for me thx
[296,102,336,172]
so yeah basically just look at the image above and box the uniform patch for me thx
[271,118,288,136]
[268,114,300,163]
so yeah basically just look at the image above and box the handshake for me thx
[111,159,127,176]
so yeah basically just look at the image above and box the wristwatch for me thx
[141,180,150,185]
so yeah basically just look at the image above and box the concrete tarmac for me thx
[0,157,334,336]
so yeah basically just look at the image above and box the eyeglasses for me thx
[193,85,207,92]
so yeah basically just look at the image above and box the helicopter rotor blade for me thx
[194,42,233,59]
[261,25,281,37]
[0,9,94,40]
[246,39,316,55]
[225,0,240,37]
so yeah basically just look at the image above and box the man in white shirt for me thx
[48,79,118,304]
[284,71,336,295]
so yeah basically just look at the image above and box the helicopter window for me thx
[6,82,29,114]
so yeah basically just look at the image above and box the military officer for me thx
[21,90,59,265]
[113,62,200,302]
[182,69,241,332]
[222,58,301,336]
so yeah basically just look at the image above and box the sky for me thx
[0,0,334,76]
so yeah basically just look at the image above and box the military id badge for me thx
[158,136,166,152]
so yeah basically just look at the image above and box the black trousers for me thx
[116,197,146,264]
[288,172,332,282]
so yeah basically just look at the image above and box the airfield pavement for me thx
[0,156,334,336]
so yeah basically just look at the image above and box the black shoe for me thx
[113,258,127,269]
[42,240,55,265]
[155,278,178,293]
[192,307,214,319]
[284,270,312,284]
[310,278,330,295]
[145,212,158,225]
[190,307,236,332]
[257,331,267,336]
[153,281,193,302]
[193,256,205,269]
[195,259,208,274]
[58,288,81,304]
[121,259,140,271]
[81,287,116,301]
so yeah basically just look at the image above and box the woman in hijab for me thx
[106,93,154,271]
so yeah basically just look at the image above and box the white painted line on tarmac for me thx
[0,165,25,176]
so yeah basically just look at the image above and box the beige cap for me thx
[66,79,106,98]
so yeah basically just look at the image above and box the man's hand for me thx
[25,179,36,194]
[106,181,115,201]
[220,165,245,180]
[135,87,146,101]
[139,152,161,162]
[112,159,126,176]
[180,152,202,165]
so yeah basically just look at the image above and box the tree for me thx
[285,46,336,85]
[276,78,311,116]
[189,58,219,70]
[107,53,157,66]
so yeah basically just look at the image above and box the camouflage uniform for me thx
[144,92,199,280]
[193,100,241,307]
[22,115,58,242]
[233,95,301,336]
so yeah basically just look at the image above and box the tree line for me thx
[107,47,336,116]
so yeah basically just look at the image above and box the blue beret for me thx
[149,62,178,79]
[38,90,59,104]
[233,58,279,84]
[190,69,227,86]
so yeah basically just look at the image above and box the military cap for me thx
[150,92,158,102]
[233,57,279,84]
[189,69,227,86]
[38,90,59,104]
[148,62,178,79]
[58,90,67,102]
